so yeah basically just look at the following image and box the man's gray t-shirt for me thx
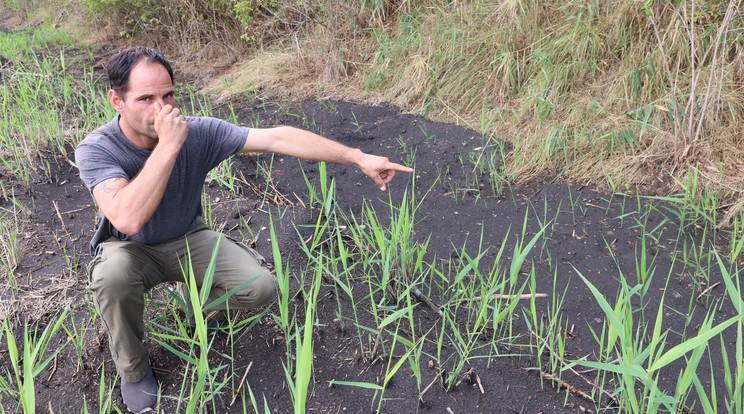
[75,116,249,256]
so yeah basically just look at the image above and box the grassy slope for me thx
[3,0,744,218]
[215,0,744,223]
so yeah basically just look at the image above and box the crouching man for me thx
[75,47,412,413]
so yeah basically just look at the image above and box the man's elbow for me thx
[110,217,145,236]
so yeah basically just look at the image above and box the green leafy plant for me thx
[3,307,70,413]
[283,263,322,413]
[568,267,742,413]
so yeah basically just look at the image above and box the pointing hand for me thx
[358,154,414,191]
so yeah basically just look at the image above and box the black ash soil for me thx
[1,96,736,413]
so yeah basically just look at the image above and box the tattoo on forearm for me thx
[96,178,123,194]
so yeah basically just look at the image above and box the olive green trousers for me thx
[88,219,275,382]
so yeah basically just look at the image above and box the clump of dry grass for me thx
[338,0,744,222]
[205,1,378,100]
[78,0,335,86]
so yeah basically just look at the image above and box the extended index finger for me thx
[387,162,414,173]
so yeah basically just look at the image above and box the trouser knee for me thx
[203,234,276,309]
[235,270,276,308]
[89,254,146,306]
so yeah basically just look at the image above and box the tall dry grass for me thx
[11,0,744,222]
[200,1,744,222]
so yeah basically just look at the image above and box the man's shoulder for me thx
[186,116,252,132]
[77,118,120,150]
[185,116,249,147]
[186,116,229,130]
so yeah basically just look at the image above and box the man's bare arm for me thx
[92,143,180,235]
[241,126,413,191]
[92,102,187,235]
[97,178,126,194]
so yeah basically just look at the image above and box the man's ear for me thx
[109,89,124,112]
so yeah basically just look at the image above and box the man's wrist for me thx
[350,147,365,167]
[153,140,182,157]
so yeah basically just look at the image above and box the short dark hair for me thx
[107,47,174,98]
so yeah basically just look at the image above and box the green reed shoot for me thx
[486,142,511,198]
[299,160,331,209]
[728,211,744,263]
[569,268,742,413]
[303,215,366,356]
[285,263,322,414]
[372,317,423,409]
[298,177,336,255]
[298,217,353,318]
[238,379,272,414]
[0,209,19,288]
[269,212,291,335]
[438,238,533,391]
[511,208,548,285]
[206,157,240,195]
[3,306,70,413]
[531,195,561,257]
[182,84,213,117]
[200,191,219,231]
[61,310,93,371]
[147,238,245,412]
[404,326,431,397]
[715,250,744,413]
[524,267,569,383]
[634,227,657,306]
[81,362,118,414]
[184,238,219,413]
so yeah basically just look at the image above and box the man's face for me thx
[109,60,176,149]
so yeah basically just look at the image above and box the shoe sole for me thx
[126,406,154,414]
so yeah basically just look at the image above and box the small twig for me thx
[238,170,250,186]
[47,354,58,381]
[263,169,293,206]
[411,286,444,317]
[230,361,253,406]
[60,204,95,215]
[696,281,721,301]
[370,334,381,361]
[53,200,69,235]
[543,372,593,401]
[293,192,306,208]
[446,293,547,307]
[446,407,455,414]
[418,370,442,400]
[385,283,398,303]
[454,368,473,387]
[475,372,484,394]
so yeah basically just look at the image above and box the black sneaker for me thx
[187,314,221,336]
[184,298,221,336]
[121,363,158,413]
